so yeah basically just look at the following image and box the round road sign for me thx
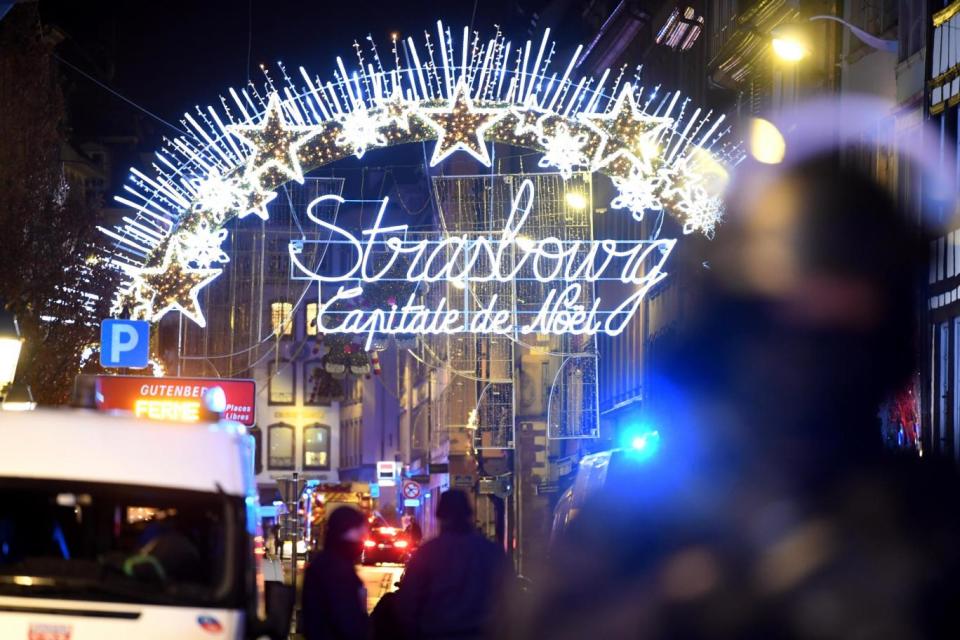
[402,479,421,500]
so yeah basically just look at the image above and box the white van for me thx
[0,409,291,639]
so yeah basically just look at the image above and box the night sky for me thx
[38,0,589,145]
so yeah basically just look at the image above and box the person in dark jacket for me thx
[396,490,511,640]
[301,506,369,640]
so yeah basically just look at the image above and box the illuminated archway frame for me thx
[103,20,740,329]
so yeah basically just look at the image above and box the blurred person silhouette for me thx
[301,506,369,640]
[402,510,423,545]
[501,155,960,640]
[396,490,511,640]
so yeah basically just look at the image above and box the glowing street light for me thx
[2,383,35,412]
[771,35,810,62]
[565,191,588,209]
[770,14,896,63]
[0,308,22,398]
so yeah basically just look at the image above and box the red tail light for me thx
[394,539,409,549]
[363,539,376,548]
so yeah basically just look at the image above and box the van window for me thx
[0,479,245,608]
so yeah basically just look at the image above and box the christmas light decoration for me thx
[99,20,741,328]
[610,169,662,221]
[291,179,675,350]
[228,92,317,184]
[420,80,508,167]
[538,122,590,179]
[190,168,244,221]
[579,84,673,175]
[336,100,387,158]
[122,244,221,328]
[509,94,545,138]
[178,221,230,268]
[375,85,418,132]
[238,179,277,221]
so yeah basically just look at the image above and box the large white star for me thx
[228,92,316,183]
[579,84,673,174]
[420,80,507,167]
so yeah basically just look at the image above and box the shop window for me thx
[304,360,332,406]
[268,423,295,470]
[249,426,263,475]
[303,424,331,470]
[268,360,296,405]
[306,302,319,336]
[271,301,294,337]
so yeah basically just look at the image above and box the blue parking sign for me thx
[100,319,150,368]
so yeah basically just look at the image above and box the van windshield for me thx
[0,478,244,608]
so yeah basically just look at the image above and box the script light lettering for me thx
[290,179,674,349]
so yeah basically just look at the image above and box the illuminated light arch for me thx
[100,20,741,329]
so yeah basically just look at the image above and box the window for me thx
[306,302,319,336]
[268,423,295,470]
[268,360,296,405]
[303,424,331,470]
[250,426,263,475]
[270,301,294,337]
[304,360,331,406]
[0,479,239,607]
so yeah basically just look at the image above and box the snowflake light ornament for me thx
[178,221,230,268]
[538,122,589,179]
[610,169,661,221]
[191,169,243,221]
[336,100,387,158]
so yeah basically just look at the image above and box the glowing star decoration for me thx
[610,169,660,220]
[178,221,230,268]
[129,245,221,328]
[538,122,589,179]
[229,92,316,183]
[509,94,545,138]
[421,81,507,166]
[376,85,417,132]
[336,100,387,158]
[580,84,673,175]
[237,179,277,221]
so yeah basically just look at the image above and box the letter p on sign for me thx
[100,320,150,368]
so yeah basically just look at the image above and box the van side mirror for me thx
[248,583,294,640]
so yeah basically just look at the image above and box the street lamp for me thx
[771,15,897,62]
[2,383,35,412]
[0,308,23,399]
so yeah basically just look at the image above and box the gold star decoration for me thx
[228,92,316,184]
[130,244,222,327]
[421,80,507,166]
[509,93,544,137]
[376,84,417,132]
[579,84,673,175]
[237,179,277,221]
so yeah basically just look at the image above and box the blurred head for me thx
[672,156,925,457]
[436,490,473,532]
[324,506,366,560]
